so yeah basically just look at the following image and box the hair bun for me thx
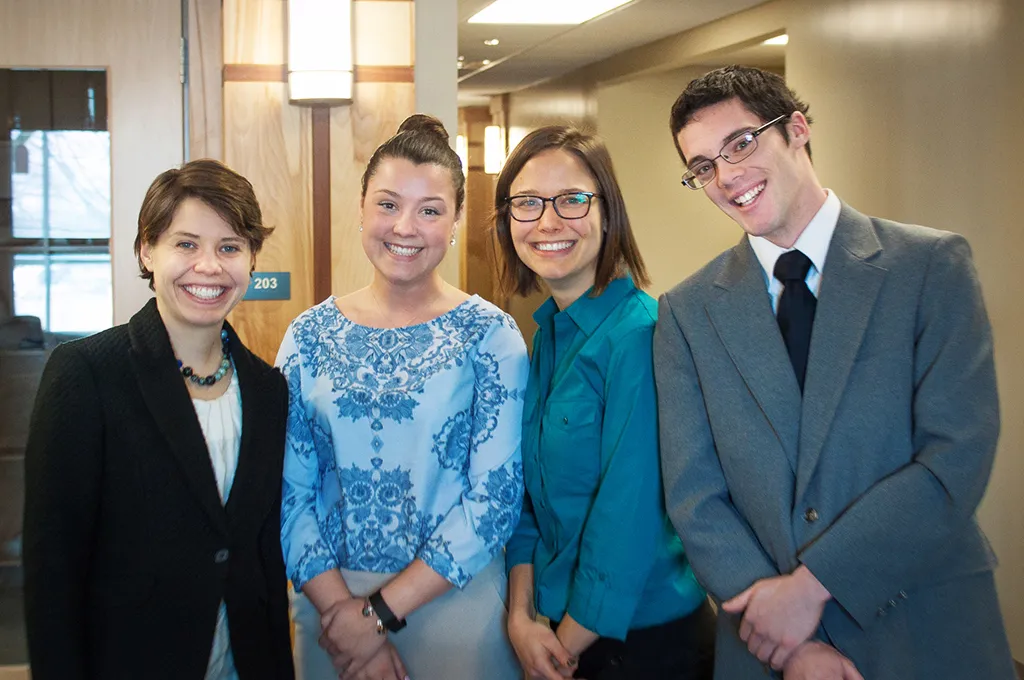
[397,114,449,144]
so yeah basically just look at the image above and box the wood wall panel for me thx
[222,0,425,361]
[0,0,183,325]
[223,0,314,363]
[460,106,499,304]
[223,0,286,65]
[224,81,313,363]
[329,82,416,297]
[188,0,223,161]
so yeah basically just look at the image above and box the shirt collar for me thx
[748,189,841,281]
[532,276,637,337]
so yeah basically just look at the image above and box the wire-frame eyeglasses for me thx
[681,114,790,190]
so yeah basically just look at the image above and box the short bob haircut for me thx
[134,159,272,289]
[669,65,814,165]
[494,126,649,299]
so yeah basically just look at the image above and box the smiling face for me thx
[139,197,253,333]
[361,157,458,287]
[508,148,603,306]
[676,97,823,248]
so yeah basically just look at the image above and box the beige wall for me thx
[0,0,183,325]
[787,0,1024,655]
[596,67,738,297]
[504,0,1024,656]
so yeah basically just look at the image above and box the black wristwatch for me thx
[368,590,407,633]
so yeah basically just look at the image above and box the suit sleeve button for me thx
[214,548,230,564]
[803,508,819,523]
[877,607,887,617]
[888,599,898,608]
[899,590,908,599]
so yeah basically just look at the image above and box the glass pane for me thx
[10,129,111,239]
[10,255,46,323]
[48,254,112,333]
[13,253,112,335]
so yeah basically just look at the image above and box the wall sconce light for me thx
[456,134,468,172]
[484,125,504,174]
[288,0,354,104]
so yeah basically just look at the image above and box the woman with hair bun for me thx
[277,114,528,680]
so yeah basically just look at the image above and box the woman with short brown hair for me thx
[23,159,294,679]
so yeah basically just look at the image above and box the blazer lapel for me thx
[128,300,229,533]
[796,205,887,500]
[224,325,279,525]
[706,238,802,473]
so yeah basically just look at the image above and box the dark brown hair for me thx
[134,159,272,289]
[361,114,465,212]
[669,65,814,164]
[494,126,649,298]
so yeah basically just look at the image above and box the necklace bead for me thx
[177,329,231,386]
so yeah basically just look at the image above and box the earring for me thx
[450,236,457,247]
[358,224,363,232]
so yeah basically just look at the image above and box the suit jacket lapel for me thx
[796,204,887,500]
[224,325,278,525]
[706,238,802,473]
[128,299,228,533]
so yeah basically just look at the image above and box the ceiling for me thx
[457,0,773,101]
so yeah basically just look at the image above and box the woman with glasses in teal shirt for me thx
[495,126,715,680]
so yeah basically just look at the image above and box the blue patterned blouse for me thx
[277,296,529,591]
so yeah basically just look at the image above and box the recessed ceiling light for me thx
[469,0,632,25]
[483,38,500,46]
[763,34,789,46]
[482,59,492,66]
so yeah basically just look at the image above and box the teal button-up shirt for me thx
[505,277,706,640]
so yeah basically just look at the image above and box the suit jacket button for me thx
[214,548,230,564]
[803,508,819,523]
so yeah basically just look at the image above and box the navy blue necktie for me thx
[774,250,816,392]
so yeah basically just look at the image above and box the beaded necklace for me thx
[177,329,231,386]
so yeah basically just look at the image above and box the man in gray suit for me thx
[654,65,1016,680]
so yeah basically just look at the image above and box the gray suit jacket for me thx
[654,204,1015,680]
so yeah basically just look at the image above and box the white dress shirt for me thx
[192,371,242,680]
[748,189,842,313]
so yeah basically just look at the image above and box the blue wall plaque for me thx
[244,272,291,301]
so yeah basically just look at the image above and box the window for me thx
[2,69,111,339]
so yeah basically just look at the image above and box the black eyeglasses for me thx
[681,114,790,190]
[507,192,601,222]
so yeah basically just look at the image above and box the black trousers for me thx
[550,601,716,679]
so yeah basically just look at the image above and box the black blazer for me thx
[23,299,294,679]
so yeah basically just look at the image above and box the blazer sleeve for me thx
[798,233,1000,628]
[654,293,781,601]
[22,342,104,679]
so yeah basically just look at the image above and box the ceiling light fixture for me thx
[762,34,789,45]
[456,135,469,172]
[482,59,491,66]
[483,38,500,46]
[469,0,632,25]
